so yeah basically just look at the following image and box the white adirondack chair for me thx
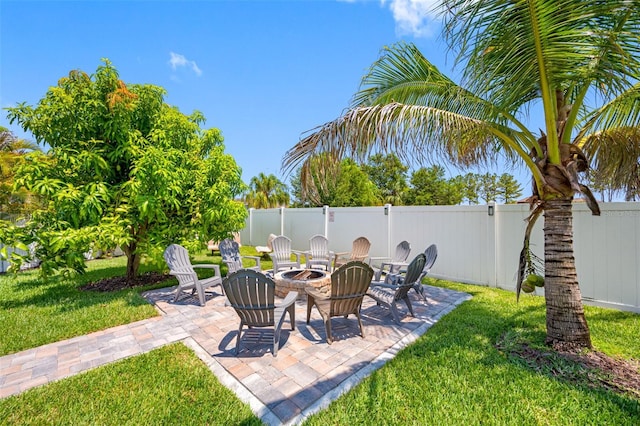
[163,244,223,306]
[269,235,301,272]
[305,234,333,271]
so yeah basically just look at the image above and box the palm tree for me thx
[283,1,640,349]
[245,173,290,209]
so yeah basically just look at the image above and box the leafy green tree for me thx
[497,173,523,204]
[288,168,307,207]
[331,159,380,207]
[0,127,41,219]
[362,153,408,205]
[479,173,499,203]
[290,156,379,207]
[460,173,481,205]
[284,1,640,348]
[3,61,247,279]
[245,173,290,208]
[403,165,463,205]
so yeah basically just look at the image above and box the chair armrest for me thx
[169,270,197,280]
[369,281,398,290]
[241,255,262,268]
[242,255,262,261]
[369,256,391,267]
[276,291,298,308]
[384,272,405,285]
[380,261,408,272]
[298,250,310,258]
[305,287,328,301]
[192,264,221,276]
[333,251,349,261]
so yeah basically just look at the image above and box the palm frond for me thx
[581,126,640,195]
[353,42,529,130]
[441,0,640,111]
[580,83,640,136]
[283,102,513,174]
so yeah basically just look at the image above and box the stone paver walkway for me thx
[0,284,470,425]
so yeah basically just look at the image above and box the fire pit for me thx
[273,269,331,300]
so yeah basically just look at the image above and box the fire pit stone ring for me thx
[273,269,331,300]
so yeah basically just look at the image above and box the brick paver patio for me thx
[0,283,470,425]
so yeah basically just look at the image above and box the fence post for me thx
[384,203,392,257]
[248,208,254,245]
[279,207,285,236]
[487,201,497,287]
[323,205,329,238]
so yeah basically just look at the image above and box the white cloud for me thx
[168,52,202,76]
[382,0,440,38]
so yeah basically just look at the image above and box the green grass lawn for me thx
[0,343,262,425]
[0,247,270,356]
[1,254,639,425]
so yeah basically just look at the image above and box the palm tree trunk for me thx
[543,198,592,349]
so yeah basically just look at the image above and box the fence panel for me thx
[243,202,640,313]
[326,206,389,257]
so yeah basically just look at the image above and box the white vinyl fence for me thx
[242,202,640,313]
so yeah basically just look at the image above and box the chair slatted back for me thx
[271,235,293,262]
[392,240,411,263]
[309,234,330,261]
[163,244,196,286]
[350,237,371,262]
[220,238,242,274]
[223,270,275,327]
[266,233,277,251]
[329,261,374,317]
[424,244,438,272]
[393,253,426,302]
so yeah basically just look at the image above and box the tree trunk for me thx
[543,198,592,349]
[123,242,141,282]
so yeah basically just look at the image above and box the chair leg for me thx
[173,286,183,302]
[306,295,314,324]
[196,283,206,306]
[356,312,365,338]
[324,317,333,345]
[403,296,415,317]
[390,304,402,325]
[414,284,428,303]
[235,323,243,355]
[288,304,296,330]
[273,328,280,357]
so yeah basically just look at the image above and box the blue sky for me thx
[1,0,528,189]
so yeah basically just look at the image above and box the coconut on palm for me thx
[521,280,536,293]
[527,274,545,287]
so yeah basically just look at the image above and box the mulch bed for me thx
[498,334,640,398]
[79,272,172,292]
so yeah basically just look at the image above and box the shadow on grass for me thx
[397,292,640,422]
[0,261,177,312]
